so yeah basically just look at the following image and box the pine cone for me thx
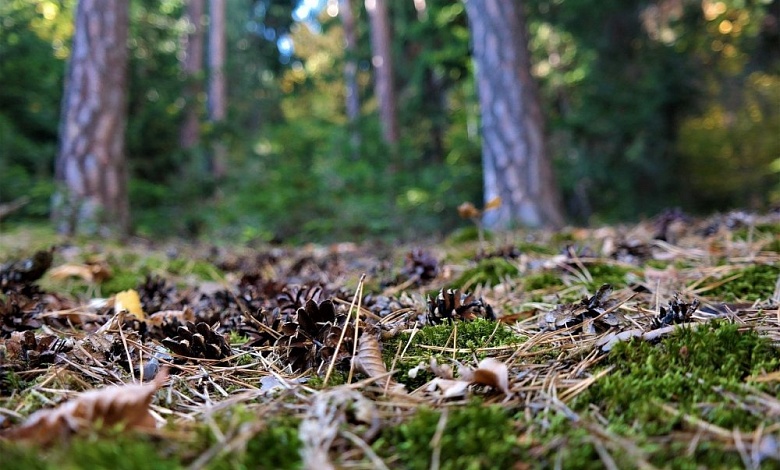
[275,299,354,372]
[427,289,495,325]
[137,275,181,314]
[0,249,53,293]
[652,296,699,329]
[162,321,231,362]
[0,293,42,337]
[543,284,620,333]
[402,249,439,284]
[240,308,284,348]
[276,284,325,318]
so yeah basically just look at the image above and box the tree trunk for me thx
[465,0,564,229]
[365,0,398,145]
[208,0,227,178]
[180,0,205,149]
[52,0,130,236]
[340,0,361,157]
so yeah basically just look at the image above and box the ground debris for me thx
[426,288,495,324]
[543,283,621,333]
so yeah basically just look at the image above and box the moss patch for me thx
[704,264,779,301]
[0,431,182,470]
[453,258,520,289]
[385,319,523,389]
[374,401,522,470]
[523,270,565,291]
[583,263,635,290]
[573,321,780,466]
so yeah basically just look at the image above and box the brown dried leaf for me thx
[426,378,469,398]
[2,369,168,444]
[353,332,388,380]
[147,307,195,328]
[49,262,111,283]
[460,358,511,395]
[353,332,403,392]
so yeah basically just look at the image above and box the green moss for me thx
[705,264,779,301]
[0,431,181,470]
[523,270,564,291]
[579,321,780,432]
[453,258,520,289]
[764,238,780,253]
[167,259,223,280]
[385,319,522,389]
[307,370,349,388]
[516,242,556,255]
[100,268,142,296]
[732,223,780,241]
[374,401,522,470]
[445,226,494,244]
[190,408,301,470]
[244,419,302,469]
[582,263,634,290]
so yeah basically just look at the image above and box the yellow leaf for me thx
[484,196,502,211]
[115,289,145,320]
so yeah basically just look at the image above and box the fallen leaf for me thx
[49,262,111,283]
[147,307,195,327]
[426,378,469,398]
[353,331,404,392]
[484,196,502,211]
[115,289,145,320]
[463,358,511,395]
[2,369,168,445]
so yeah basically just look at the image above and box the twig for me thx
[429,408,448,470]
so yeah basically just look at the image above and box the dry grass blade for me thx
[324,274,365,387]
[2,368,169,445]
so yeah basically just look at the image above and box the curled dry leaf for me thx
[48,261,112,283]
[426,378,470,399]
[425,358,511,399]
[461,358,511,396]
[353,331,404,392]
[2,368,168,445]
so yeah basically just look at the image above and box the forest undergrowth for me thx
[0,210,779,469]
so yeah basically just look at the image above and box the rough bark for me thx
[53,0,130,236]
[365,0,398,145]
[340,0,361,157]
[180,0,205,149]
[208,0,227,178]
[465,0,564,229]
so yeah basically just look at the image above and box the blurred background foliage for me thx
[0,0,778,242]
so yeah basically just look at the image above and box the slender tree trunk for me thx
[365,0,398,145]
[339,0,361,157]
[180,0,205,149]
[52,0,130,236]
[465,0,564,229]
[208,0,227,178]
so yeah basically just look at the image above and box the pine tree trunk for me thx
[208,0,227,178]
[52,0,130,236]
[365,0,398,145]
[180,0,205,149]
[340,0,361,157]
[465,0,564,229]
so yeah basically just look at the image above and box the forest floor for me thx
[0,211,779,469]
